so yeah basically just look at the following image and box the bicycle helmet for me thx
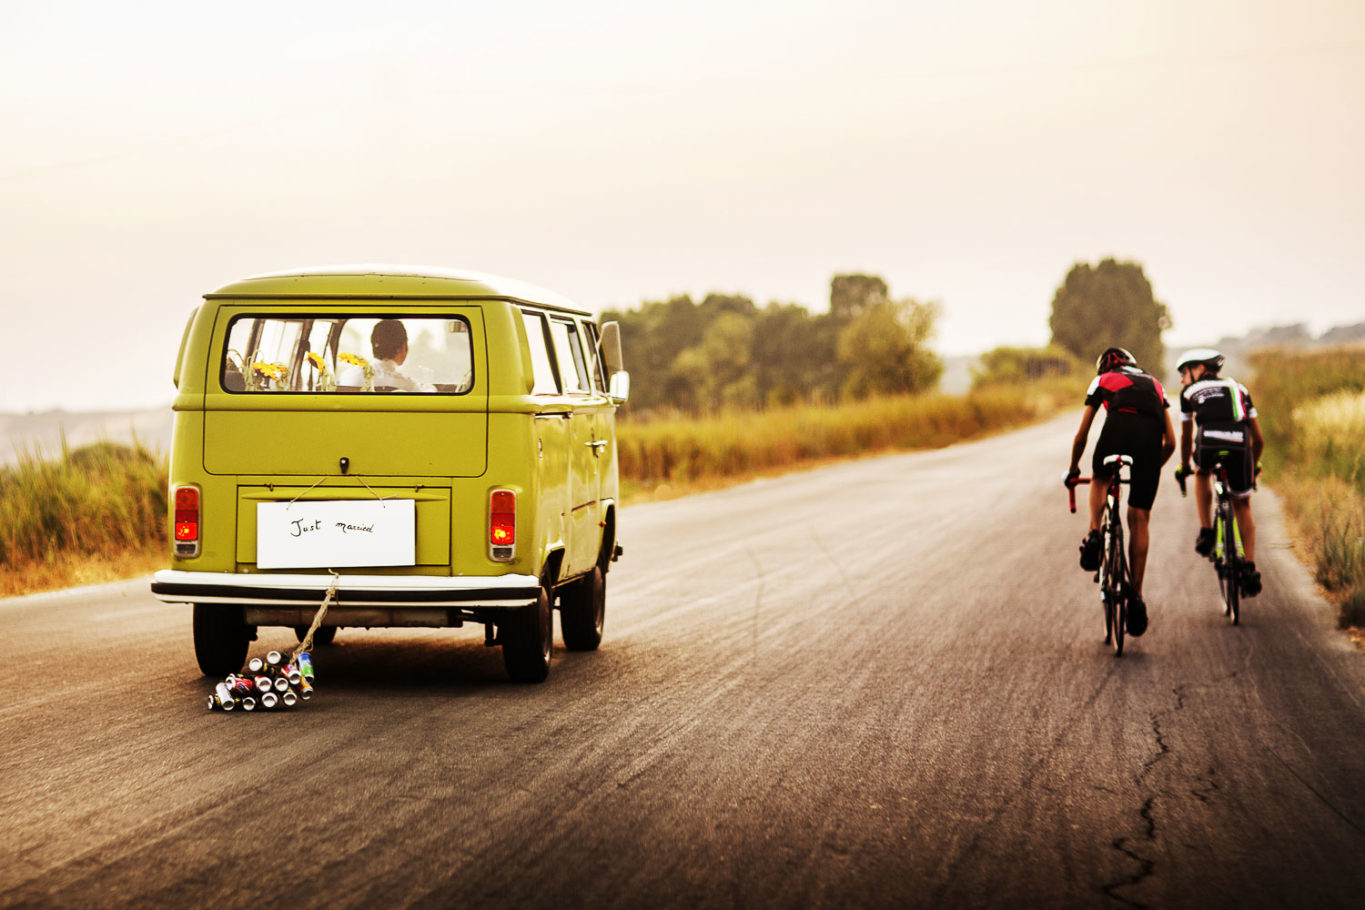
[1095,347,1136,374]
[1176,348,1225,375]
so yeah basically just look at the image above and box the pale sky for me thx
[3,0,1363,412]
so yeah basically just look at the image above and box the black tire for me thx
[1108,518,1126,657]
[293,625,337,646]
[559,565,606,651]
[502,586,552,682]
[1223,507,1241,625]
[193,604,251,678]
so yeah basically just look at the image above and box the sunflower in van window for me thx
[305,352,337,392]
[252,361,289,390]
[338,352,375,392]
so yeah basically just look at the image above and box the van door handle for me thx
[586,440,608,455]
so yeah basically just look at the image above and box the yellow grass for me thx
[3,382,1080,596]
[618,381,1078,493]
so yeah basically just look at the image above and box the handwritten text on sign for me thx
[256,500,415,569]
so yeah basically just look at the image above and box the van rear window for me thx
[221,316,474,394]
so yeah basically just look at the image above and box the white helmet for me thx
[1176,348,1225,374]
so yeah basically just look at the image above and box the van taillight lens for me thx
[173,485,200,556]
[490,490,516,549]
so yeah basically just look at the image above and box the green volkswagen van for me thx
[151,265,628,682]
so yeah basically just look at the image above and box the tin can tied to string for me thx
[205,573,336,713]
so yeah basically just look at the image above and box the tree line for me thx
[602,274,942,415]
[604,257,1173,413]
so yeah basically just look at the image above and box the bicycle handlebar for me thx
[1064,475,1089,513]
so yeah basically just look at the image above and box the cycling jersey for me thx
[1085,366,1169,510]
[1181,375,1258,495]
[1179,376,1257,425]
[1085,366,1168,421]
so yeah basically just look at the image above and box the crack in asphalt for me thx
[1098,703,1176,906]
[1102,796,1158,909]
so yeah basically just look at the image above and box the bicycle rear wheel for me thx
[1223,504,1241,625]
[1215,513,1232,616]
[1107,516,1126,657]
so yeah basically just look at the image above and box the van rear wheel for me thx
[192,604,251,678]
[559,565,605,651]
[502,586,552,682]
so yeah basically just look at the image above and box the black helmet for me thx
[1176,348,1225,374]
[1095,347,1136,374]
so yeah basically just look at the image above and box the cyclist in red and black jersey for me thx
[1066,347,1177,636]
[1175,348,1265,595]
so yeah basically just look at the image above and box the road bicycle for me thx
[1066,454,1134,656]
[1176,452,1252,625]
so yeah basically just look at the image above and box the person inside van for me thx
[339,318,434,392]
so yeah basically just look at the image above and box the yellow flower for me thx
[252,362,285,380]
[306,352,327,371]
[338,352,368,368]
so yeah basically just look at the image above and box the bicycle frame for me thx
[1066,455,1134,656]
[1177,451,1245,624]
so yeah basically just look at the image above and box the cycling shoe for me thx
[1126,596,1149,637]
[1079,530,1102,571]
[1195,527,1216,557]
[1241,562,1262,597]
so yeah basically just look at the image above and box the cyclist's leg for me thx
[1232,495,1256,563]
[1088,476,1109,532]
[1127,505,1151,595]
[1194,471,1214,529]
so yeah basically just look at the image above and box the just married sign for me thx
[256,500,416,569]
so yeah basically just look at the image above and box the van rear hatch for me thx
[201,307,488,479]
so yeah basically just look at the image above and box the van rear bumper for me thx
[150,570,540,609]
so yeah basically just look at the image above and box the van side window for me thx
[521,311,560,395]
[583,322,606,392]
[549,318,591,394]
[221,315,473,394]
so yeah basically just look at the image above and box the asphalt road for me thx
[4,414,1364,909]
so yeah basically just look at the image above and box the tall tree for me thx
[1049,258,1171,371]
[837,298,943,398]
[829,274,890,323]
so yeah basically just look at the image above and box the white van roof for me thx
[206,264,590,315]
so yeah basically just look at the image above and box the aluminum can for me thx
[273,676,290,692]
[265,650,284,667]
[299,678,314,700]
[247,657,266,674]
[240,696,257,712]
[255,675,273,693]
[281,689,298,707]
[214,682,237,709]
[297,652,315,680]
[260,691,279,709]
[227,676,254,696]
[282,664,303,685]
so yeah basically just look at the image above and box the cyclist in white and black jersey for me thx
[1176,348,1265,595]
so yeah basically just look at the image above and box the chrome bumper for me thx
[150,569,540,610]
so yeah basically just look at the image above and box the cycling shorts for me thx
[1193,422,1254,496]
[1092,413,1163,510]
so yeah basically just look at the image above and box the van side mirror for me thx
[608,370,631,404]
[599,321,629,403]
[600,322,624,376]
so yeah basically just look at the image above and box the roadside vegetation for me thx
[618,378,1081,498]
[0,440,167,597]
[1251,346,1365,628]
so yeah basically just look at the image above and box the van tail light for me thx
[173,485,201,558]
[489,489,516,560]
